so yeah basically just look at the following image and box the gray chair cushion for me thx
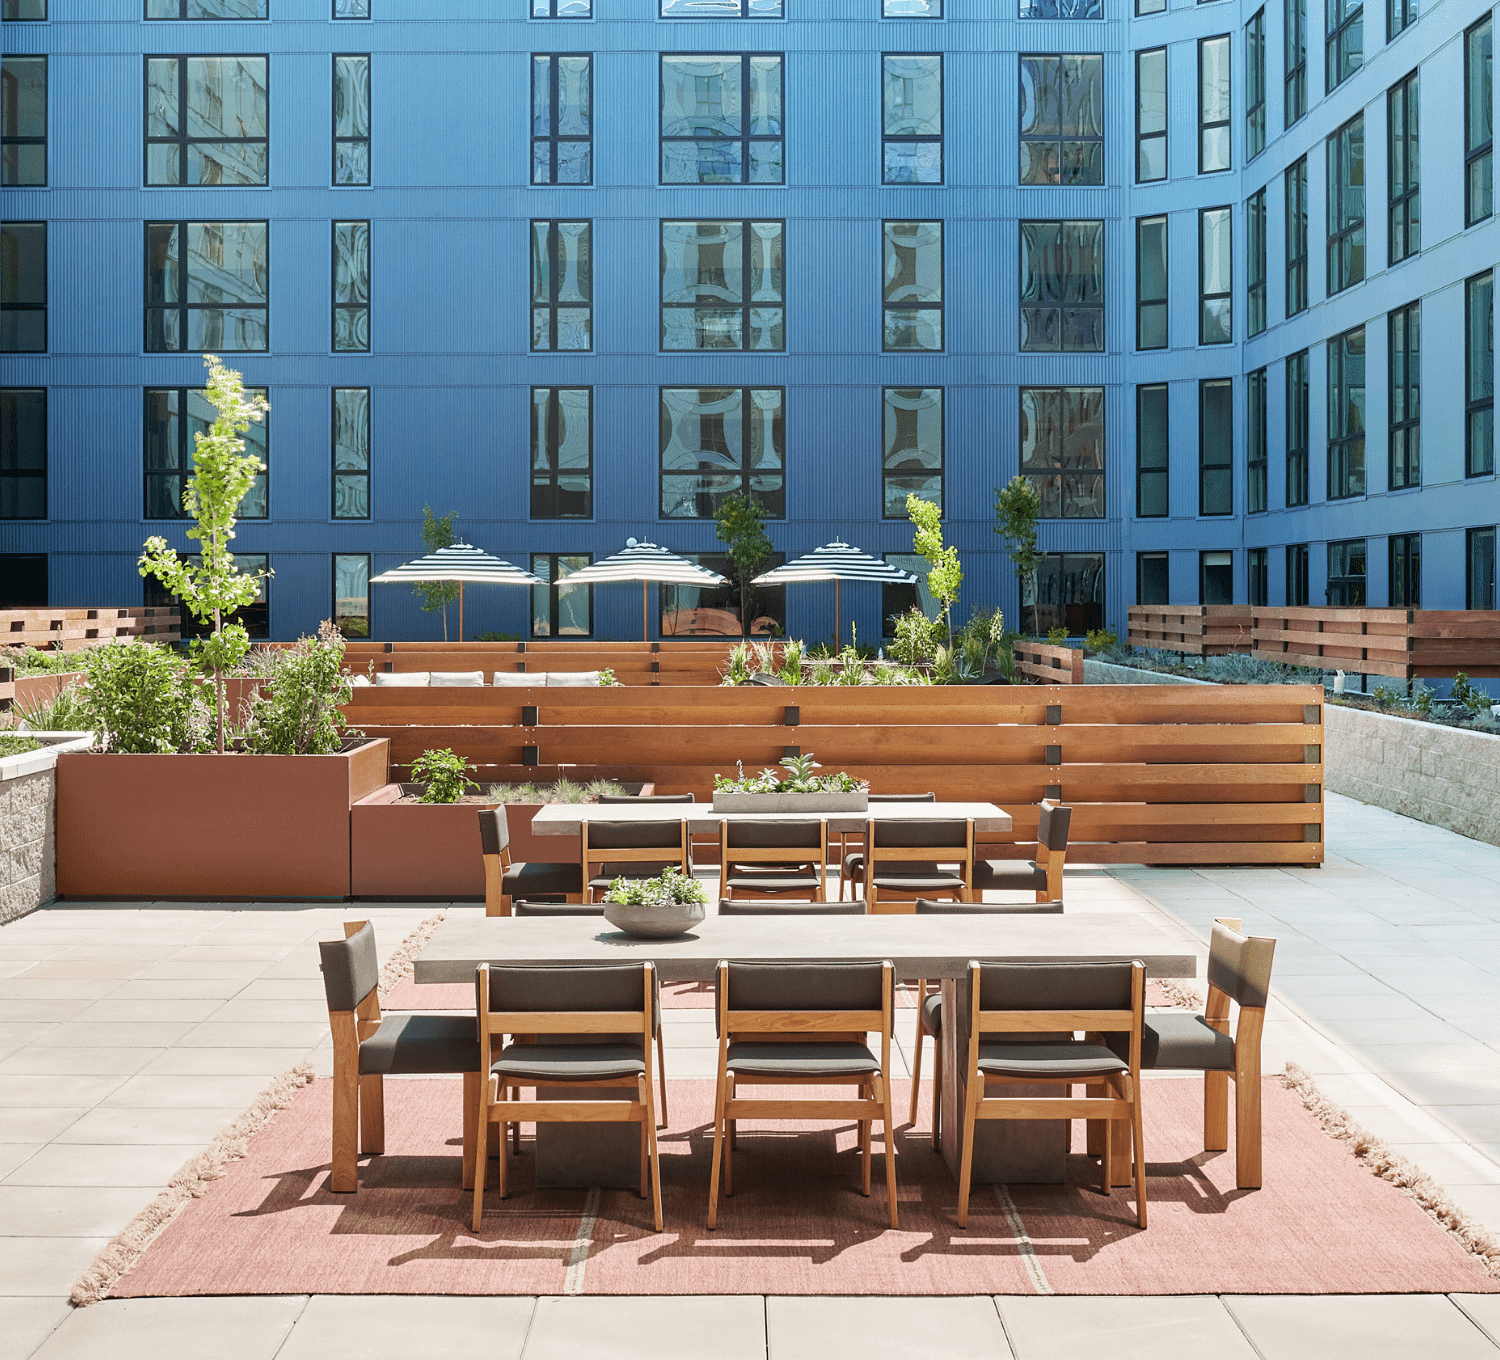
[971,860,1049,893]
[359,1012,481,1075]
[513,901,605,917]
[1208,921,1277,1009]
[725,960,885,1012]
[589,861,677,890]
[842,853,865,878]
[1106,1013,1235,1071]
[726,1040,880,1077]
[585,820,685,850]
[484,962,659,1036]
[976,1040,1128,1080]
[718,899,867,916]
[491,1041,646,1082]
[725,819,824,849]
[920,992,943,1036]
[972,960,1134,1012]
[915,897,1062,915]
[725,871,824,893]
[319,922,379,1012]
[1037,801,1073,852]
[870,870,964,893]
[503,861,584,897]
[868,792,937,803]
[595,793,695,803]
[871,818,968,849]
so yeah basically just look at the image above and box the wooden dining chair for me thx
[838,793,936,900]
[318,920,481,1193]
[718,819,828,902]
[478,807,583,917]
[971,800,1072,904]
[956,958,1146,1230]
[717,898,868,916]
[855,818,973,913]
[582,819,693,903]
[905,898,1064,1146]
[472,960,663,1232]
[709,958,898,1229]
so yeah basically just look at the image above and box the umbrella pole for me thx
[459,582,465,643]
[642,580,648,642]
[835,579,841,650]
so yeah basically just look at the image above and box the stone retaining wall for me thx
[1081,660,1213,686]
[1,734,94,925]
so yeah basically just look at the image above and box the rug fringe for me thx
[1280,1061,1500,1279]
[69,910,448,1308]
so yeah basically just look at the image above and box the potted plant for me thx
[712,752,868,813]
[601,865,708,938]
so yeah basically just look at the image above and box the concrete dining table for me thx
[525,798,1015,838]
[414,911,1198,1192]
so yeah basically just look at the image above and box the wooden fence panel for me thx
[1127,606,1253,655]
[1248,607,1500,677]
[1012,641,1084,684]
[1,607,179,650]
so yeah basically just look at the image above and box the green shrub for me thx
[0,733,39,758]
[597,668,618,686]
[471,630,519,642]
[0,645,84,678]
[77,642,210,754]
[239,622,359,755]
[12,682,90,733]
[1452,672,1494,719]
[410,747,478,804]
[1046,626,1068,646]
[601,865,707,907]
[1084,628,1117,654]
[889,607,941,665]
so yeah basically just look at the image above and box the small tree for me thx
[994,476,1044,637]
[414,505,460,639]
[138,355,269,755]
[905,493,962,648]
[714,493,773,635]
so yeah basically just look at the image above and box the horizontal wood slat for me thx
[1249,607,1500,678]
[1,607,180,650]
[1012,641,1084,684]
[1127,606,1253,656]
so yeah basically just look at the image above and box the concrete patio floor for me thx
[3,789,1499,1358]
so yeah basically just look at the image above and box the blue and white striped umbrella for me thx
[369,543,541,639]
[753,541,917,645]
[562,540,727,639]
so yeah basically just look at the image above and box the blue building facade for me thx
[0,0,1496,643]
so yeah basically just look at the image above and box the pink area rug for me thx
[107,1076,1498,1299]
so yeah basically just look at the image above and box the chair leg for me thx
[1129,1074,1147,1229]
[471,1084,489,1232]
[860,1077,873,1196]
[510,1086,522,1153]
[707,1069,727,1228]
[880,1073,899,1230]
[1235,1062,1263,1189]
[724,1074,735,1195]
[358,1073,385,1156]
[956,1075,979,1229]
[1204,1069,1230,1152]
[1100,1103,1112,1198]
[643,1075,664,1231]
[638,1092,648,1199]
[331,1061,359,1193]
[657,1029,670,1127]
[930,1029,943,1154]
[495,1088,510,1201]
[461,1070,479,1191]
[908,1005,924,1126]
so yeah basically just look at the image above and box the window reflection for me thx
[532,388,592,519]
[145,221,269,353]
[1020,56,1103,185]
[533,55,592,185]
[660,387,784,519]
[144,385,268,520]
[882,387,942,517]
[883,221,942,351]
[532,221,592,351]
[333,388,370,520]
[661,221,783,351]
[882,55,942,184]
[145,56,268,186]
[1019,220,1103,352]
[1020,387,1104,519]
[661,55,784,184]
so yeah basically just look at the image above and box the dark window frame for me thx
[1136,213,1167,350]
[1388,300,1420,489]
[1135,47,1167,184]
[1019,53,1104,186]
[1247,186,1266,336]
[334,0,371,16]
[531,553,594,639]
[144,383,269,521]
[1135,382,1169,518]
[332,386,370,521]
[1389,531,1420,606]
[1247,365,1267,513]
[1246,9,1266,160]
[143,53,269,187]
[1286,542,1309,604]
[1019,218,1105,353]
[1200,549,1234,605]
[659,218,784,353]
[1327,113,1365,297]
[0,387,45,520]
[332,219,369,353]
[1326,537,1366,606]
[1137,0,1166,16]
[2,1,47,17]
[1199,376,1233,516]
[1248,546,1268,605]
[332,552,369,639]
[0,220,45,354]
[1467,525,1496,609]
[660,52,784,187]
[332,53,370,187]
[1199,205,1232,345]
[1198,34,1231,174]
[534,53,593,187]
[1286,0,1307,125]
[143,220,269,354]
[882,218,943,353]
[531,386,594,520]
[532,0,590,16]
[1286,348,1309,505]
[1019,385,1106,520]
[2,55,46,187]
[1388,0,1413,39]
[1137,550,1169,604]
[660,0,781,16]
[1387,69,1419,265]
[533,218,593,353]
[883,0,942,15]
[880,385,943,520]
[1326,0,1363,94]
[1030,551,1105,635]
[660,385,786,521]
[1285,155,1308,316]
[146,0,268,17]
[1467,269,1494,477]
[1327,324,1367,500]
[1466,16,1492,227]
[883,52,943,186]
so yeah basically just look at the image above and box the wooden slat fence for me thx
[1250,607,1500,678]
[1,607,180,650]
[1128,606,1254,656]
[339,640,757,687]
[1012,640,1084,684]
[344,683,1324,866]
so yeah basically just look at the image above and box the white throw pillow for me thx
[349,674,372,686]
[492,671,538,686]
[374,672,430,687]
[430,671,485,687]
[546,670,602,686]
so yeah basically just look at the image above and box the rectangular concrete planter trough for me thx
[711,790,869,814]
[55,738,389,900]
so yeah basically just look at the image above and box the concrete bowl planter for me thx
[711,790,868,814]
[55,738,389,901]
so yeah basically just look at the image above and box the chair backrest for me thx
[969,959,1135,1016]
[718,899,867,916]
[319,921,379,1013]
[869,818,969,849]
[724,819,824,850]
[513,901,605,917]
[584,819,687,851]
[1207,918,1276,1009]
[914,898,1062,915]
[720,959,890,1035]
[478,961,657,1039]
[595,793,696,804]
[1036,800,1072,852]
[868,792,937,803]
[477,807,509,856]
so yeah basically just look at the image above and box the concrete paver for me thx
[1224,1294,1500,1358]
[274,1296,535,1360]
[768,1296,1012,1360]
[28,1295,309,1360]
[521,1296,766,1360]
[996,1295,1258,1360]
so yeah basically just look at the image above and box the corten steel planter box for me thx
[711,790,868,814]
[55,738,388,900]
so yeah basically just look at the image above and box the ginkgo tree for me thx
[138,354,270,755]
[905,493,962,649]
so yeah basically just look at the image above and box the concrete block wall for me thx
[0,767,55,926]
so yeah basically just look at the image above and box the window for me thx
[145,386,268,520]
[1328,325,1366,499]
[332,221,369,352]
[662,55,782,185]
[1019,55,1103,185]
[1389,533,1420,606]
[533,220,592,352]
[1,222,44,353]
[532,555,592,638]
[0,554,45,606]
[663,551,785,637]
[1029,553,1104,634]
[1137,0,1164,15]
[881,553,939,637]
[1136,383,1168,517]
[661,387,784,519]
[1019,386,1105,518]
[885,0,941,15]
[1247,188,1266,336]
[1135,49,1166,183]
[1389,301,1420,489]
[661,220,783,351]
[333,55,369,186]
[2,1,46,17]
[1199,206,1231,344]
[1468,18,1493,226]
[1199,378,1232,515]
[1388,71,1419,265]
[1327,538,1365,605]
[1248,547,1268,605]
[1286,0,1307,125]
[1327,0,1362,94]
[145,222,267,352]
[883,220,942,352]
[1388,0,1414,38]
[883,54,942,184]
[0,388,43,519]
[531,387,592,519]
[1019,220,1104,352]
[2,56,45,187]
[333,554,368,638]
[1469,526,1496,609]
[1248,366,1267,512]
[1198,36,1230,173]
[335,0,370,15]
[1200,551,1234,604]
[533,0,588,16]
[1286,543,1309,604]
[662,0,781,15]
[1468,270,1494,477]
[881,387,942,517]
[147,0,267,16]
[1136,215,1167,350]
[1286,156,1308,316]
[1327,115,1364,295]
[534,55,591,186]
[1286,348,1309,505]
[332,387,369,520]
[1021,0,1100,15]
[148,552,268,637]
[1246,10,1266,160]
[1137,552,1169,604]
[145,56,268,186]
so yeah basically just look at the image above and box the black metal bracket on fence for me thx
[651,661,660,673]
[383,642,393,653]
[784,705,800,726]
[517,642,527,653]
[1304,744,1322,763]
[382,661,392,672]
[516,662,527,673]
[521,705,538,727]
[1045,704,1062,725]
[1303,704,1321,724]
[783,745,801,759]
[1044,784,1062,800]
[522,746,539,767]
[651,642,660,652]
[1304,784,1321,801]
[1044,745,1062,765]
